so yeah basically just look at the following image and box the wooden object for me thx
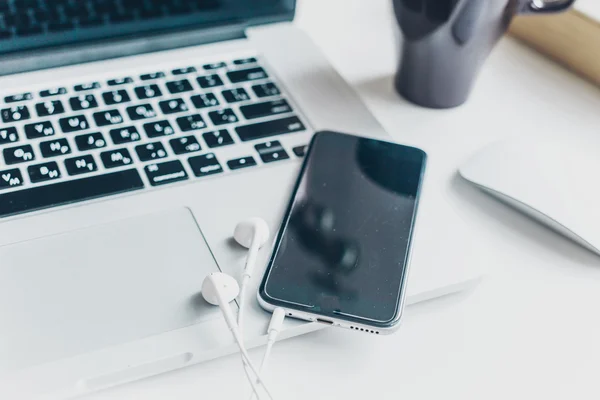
[509,6,600,87]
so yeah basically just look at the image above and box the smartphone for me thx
[258,131,427,334]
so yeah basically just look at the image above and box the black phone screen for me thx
[260,131,427,326]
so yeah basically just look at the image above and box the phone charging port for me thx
[316,318,334,325]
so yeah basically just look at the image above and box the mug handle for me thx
[520,0,575,14]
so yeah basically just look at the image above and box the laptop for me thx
[0,1,479,398]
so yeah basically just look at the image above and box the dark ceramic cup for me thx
[393,0,575,109]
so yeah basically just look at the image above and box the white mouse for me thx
[459,138,600,256]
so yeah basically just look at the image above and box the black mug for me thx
[393,0,575,109]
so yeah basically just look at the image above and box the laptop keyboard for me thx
[0,0,221,39]
[0,55,309,218]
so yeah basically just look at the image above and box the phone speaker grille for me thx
[350,326,380,335]
[286,312,381,335]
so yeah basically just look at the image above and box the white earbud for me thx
[201,272,240,306]
[234,217,270,249]
[201,272,240,332]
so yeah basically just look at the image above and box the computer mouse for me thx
[459,138,600,256]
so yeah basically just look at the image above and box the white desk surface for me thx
[577,0,600,20]
[85,1,600,399]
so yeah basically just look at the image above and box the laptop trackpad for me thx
[0,208,221,374]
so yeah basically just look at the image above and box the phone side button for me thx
[316,318,334,325]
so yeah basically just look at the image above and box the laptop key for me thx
[93,1,117,14]
[24,121,56,139]
[227,67,268,83]
[47,21,75,32]
[69,94,99,111]
[191,93,219,109]
[40,138,71,158]
[166,79,193,94]
[16,24,43,36]
[196,74,224,89]
[255,141,284,155]
[203,62,226,70]
[0,168,24,190]
[75,132,107,151]
[101,148,134,168]
[31,11,49,24]
[79,16,105,27]
[1,106,31,123]
[236,116,305,142]
[293,145,307,157]
[36,100,65,117]
[107,77,133,86]
[144,120,175,138]
[159,98,188,115]
[203,130,234,148]
[34,11,53,23]
[109,12,132,22]
[145,160,188,186]
[63,2,88,18]
[252,82,281,98]
[188,153,223,177]
[126,104,156,120]
[168,1,193,15]
[208,108,238,126]
[15,0,41,9]
[5,11,30,26]
[134,84,162,100]
[35,11,55,22]
[240,99,292,120]
[139,4,164,18]
[28,161,61,183]
[93,109,124,127]
[170,136,201,155]
[110,11,136,23]
[255,141,290,163]
[4,93,33,103]
[59,114,90,133]
[102,89,131,105]
[260,149,290,163]
[0,169,144,218]
[40,87,67,97]
[74,82,101,92]
[140,72,165,81]
[233,57,258,66]
[0,127,19,145]
[4,144,35,165]
[110,126,141,144]
[222,88,250,103]
[227,156,257,171]
[176,114,206,132]
[64,154,97,176]
[135,142,167,162]
[172,67,196,75]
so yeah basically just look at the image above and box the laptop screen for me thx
[0,0,295,55]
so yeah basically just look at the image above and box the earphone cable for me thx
[231,328,274,400]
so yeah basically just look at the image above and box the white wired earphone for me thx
[201,218,285,400]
